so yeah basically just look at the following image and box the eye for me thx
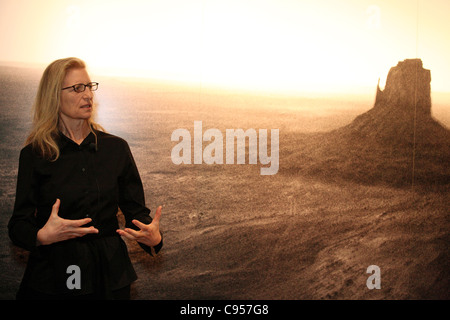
[74,84,85,92]
[89,82,99,91]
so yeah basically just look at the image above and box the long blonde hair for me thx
[26,57,104,160]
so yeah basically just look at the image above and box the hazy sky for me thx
[1,0,449,94]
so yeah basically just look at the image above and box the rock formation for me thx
[375,59,431,115]
[344,58,447,146]
[284,59,450,187]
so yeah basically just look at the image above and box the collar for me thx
[58,129,97,151]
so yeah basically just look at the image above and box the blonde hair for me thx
[26,57,104,160]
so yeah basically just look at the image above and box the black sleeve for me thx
[117,140,162,255]
[8,146,40,251]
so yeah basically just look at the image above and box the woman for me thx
[8,57,163,299]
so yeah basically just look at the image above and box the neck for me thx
[59,116,90,145]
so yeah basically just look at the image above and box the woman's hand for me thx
[36,199,99,246]
[116,206,162,247]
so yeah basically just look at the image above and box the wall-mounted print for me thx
[0,0,448,305]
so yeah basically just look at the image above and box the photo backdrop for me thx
[0,0,449,300]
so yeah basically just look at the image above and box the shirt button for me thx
[81,168,86,172]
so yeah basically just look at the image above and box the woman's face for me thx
[60,68,94,122]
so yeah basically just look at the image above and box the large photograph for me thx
[0,0,448,302]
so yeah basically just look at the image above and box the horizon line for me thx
[1,60,450,97]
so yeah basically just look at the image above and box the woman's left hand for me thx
[117,206,162,247]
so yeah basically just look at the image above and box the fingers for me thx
[116,206,163,244]
[123,227,141,238]
[61,216,99,235]
[52,198,95,228]
[116,229,137,241]
[116,226,145,241]
[50,198,61,217]
[63,227,98,241]
[50,199,90,226]
[131,219,147,230]
[154,206,162,223]
[130,205,163,230]
[67,217,94,227]
[72,226,99,236]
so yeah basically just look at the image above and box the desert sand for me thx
[0,63,448,300]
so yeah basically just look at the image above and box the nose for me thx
[82,86,94,99]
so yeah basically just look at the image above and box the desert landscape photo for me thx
[0,0,449,302]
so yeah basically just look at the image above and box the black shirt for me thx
[8,130,162,298]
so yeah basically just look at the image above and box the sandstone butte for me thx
[284,59,450,187]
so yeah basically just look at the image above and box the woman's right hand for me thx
[36,199,99,246]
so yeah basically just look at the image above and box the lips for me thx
[81,104,92,109]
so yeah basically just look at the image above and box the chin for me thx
[80,109,93,118]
